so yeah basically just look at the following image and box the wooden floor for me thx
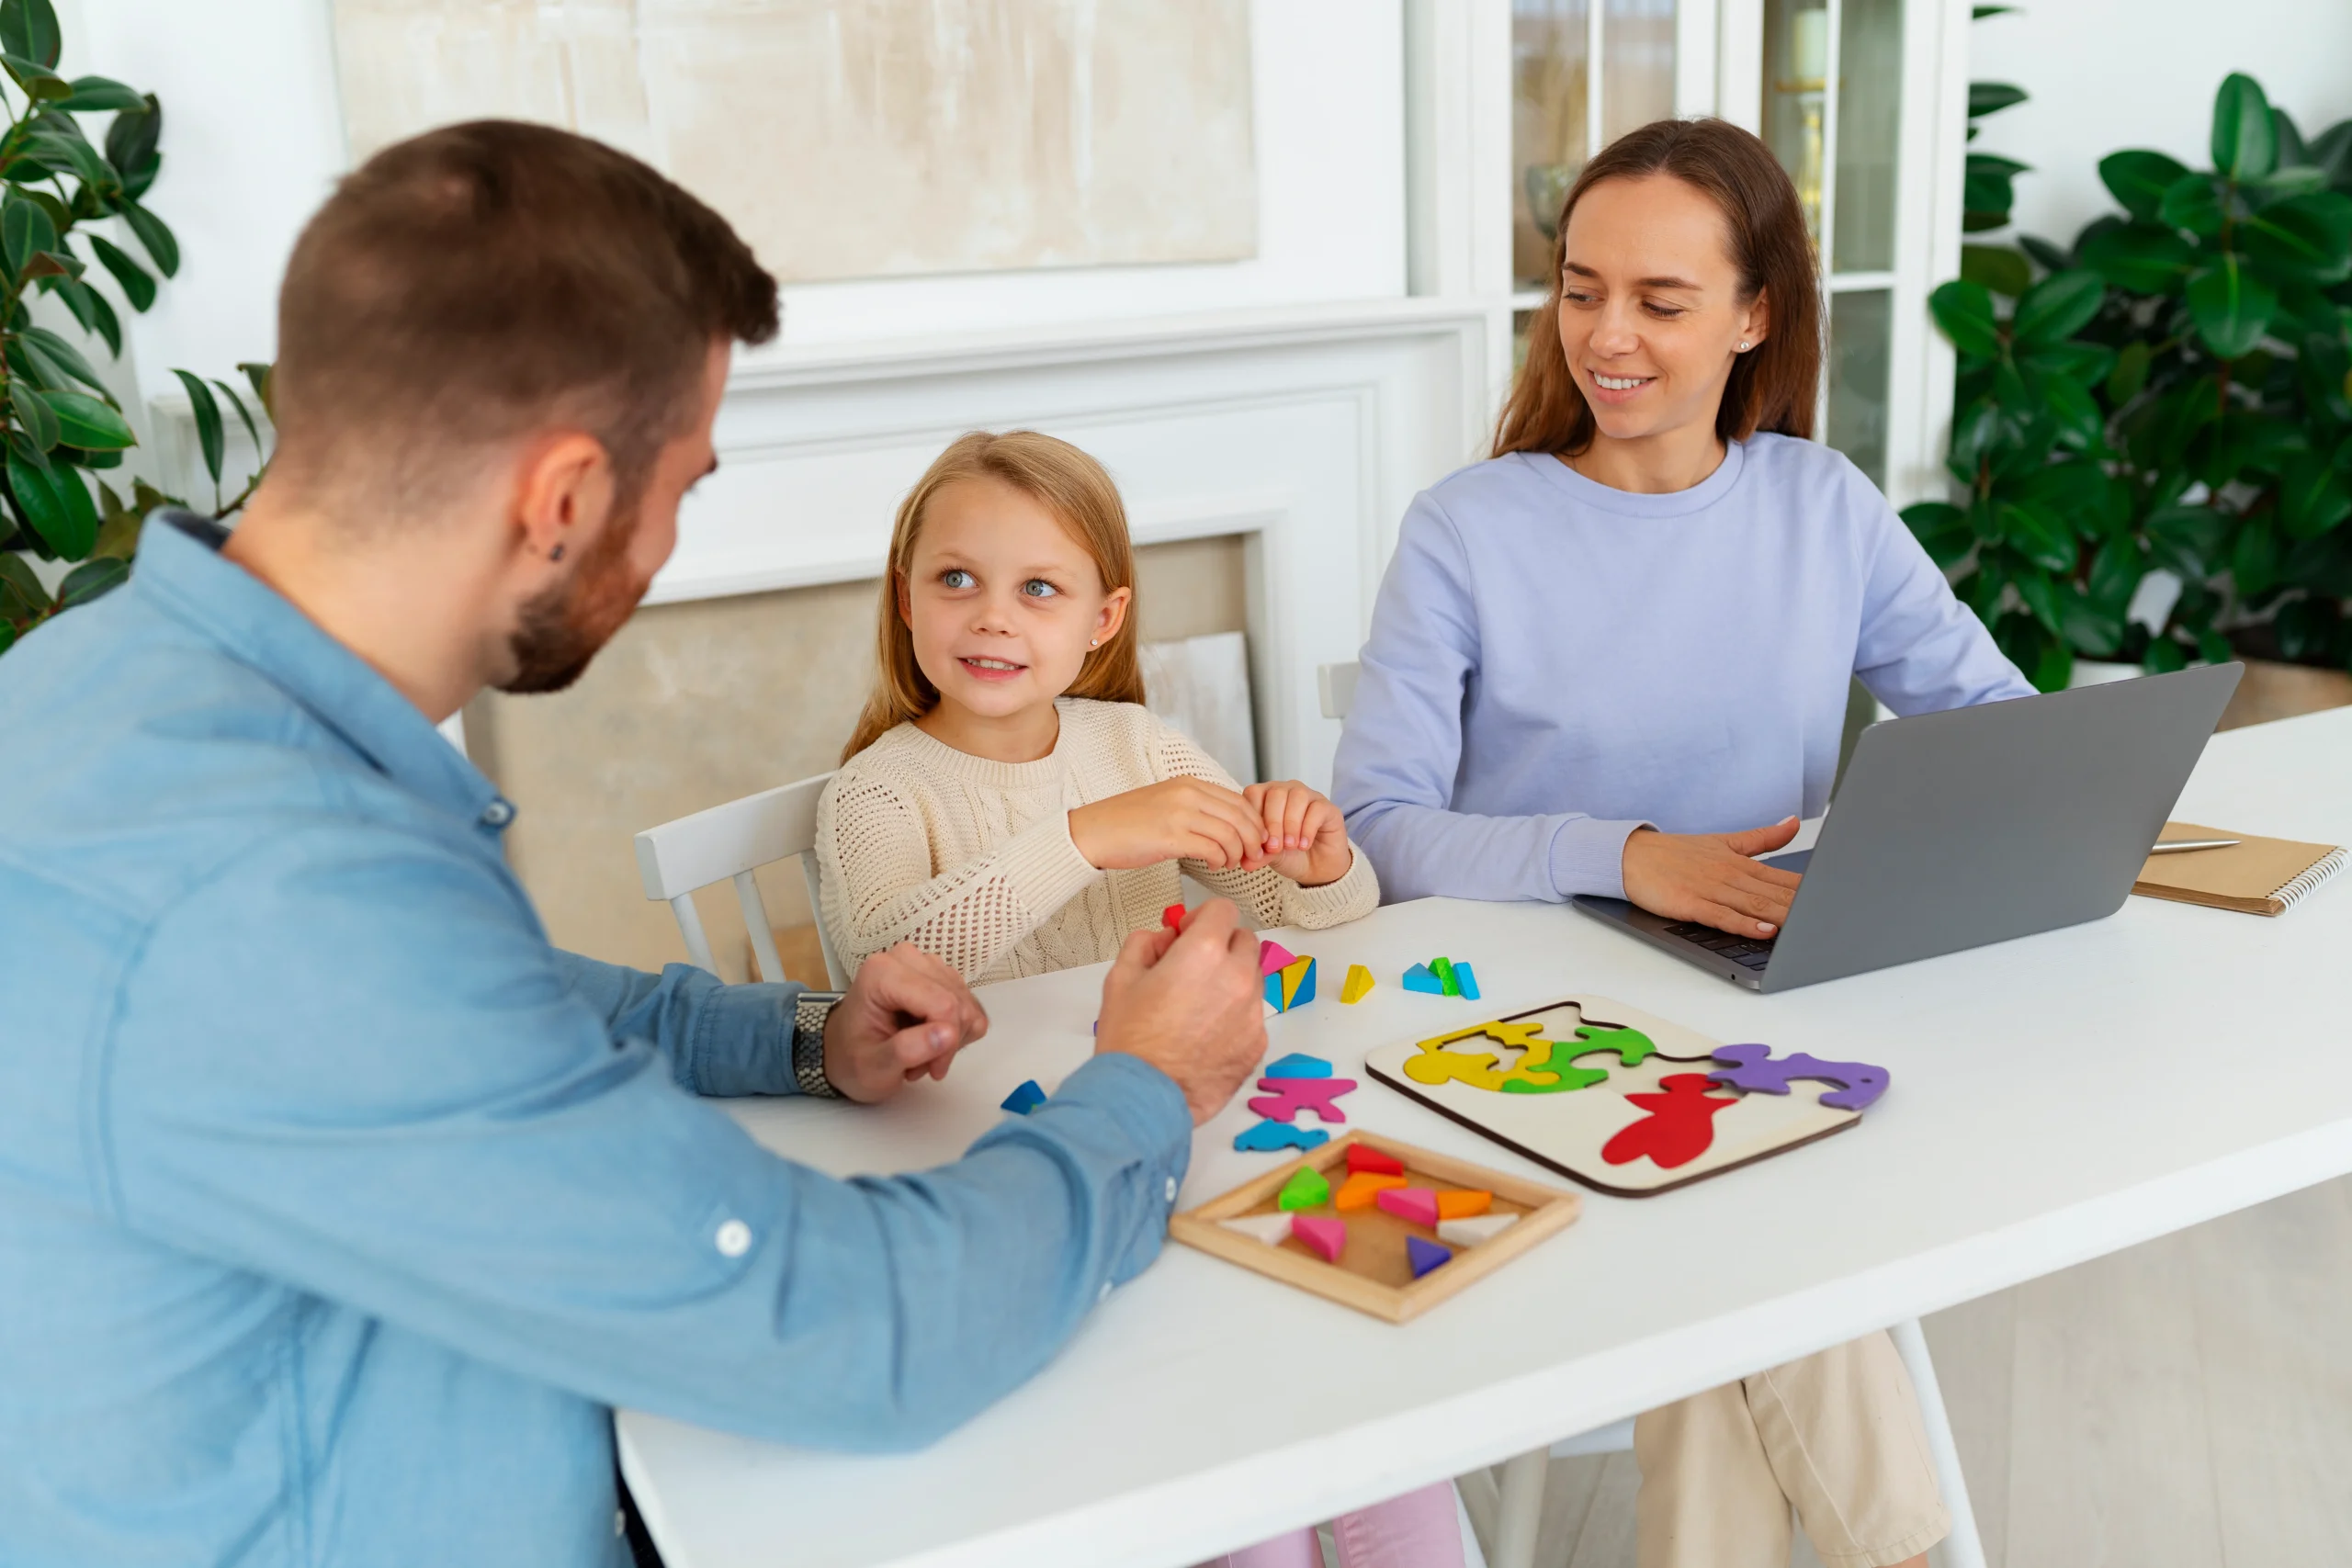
[1459,1173,2352,1568]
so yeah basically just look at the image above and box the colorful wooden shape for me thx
[1438,1213,1519,1247]
[1401,963,1444,995]
[1346,1143,1407,1176]
[1280,954,1317,1010]
[1707,1043,1891,1111]
[1258,939,1299,977]
[1601,1074,1741,1169]
[1000,1079,1046,1115]
[1498,1037,1611,1097]
[1375,1186,1441,1226]
[1334,1171,1408,1211]
[1340,964,1375,1003]
[1453,963,1480,1000]
[1234,1120,1329,1154]
[1407,1019,1554,1092]
[1162,903,1186,931]
[1218,1213,1293,1246]
[1430,956,1462,997]
[1247,1076,1357,1125]
[1277,1165,1332,1211]
[1290,1214,1347,1263]
[1435,1190,1491,1220]
[1263,1052,1332,1078]
[1405,1235,1452,1279]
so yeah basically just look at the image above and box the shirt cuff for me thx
[686,977,805,1096]
[1546,817,1653,902]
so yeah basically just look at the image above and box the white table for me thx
[621,707,2352,1568]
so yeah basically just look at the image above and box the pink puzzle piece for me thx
[1258,939,1299,977]
[1374,1186,1440,1226]
[1290,1214,1347,1263]
[1247,1076,1358,1125]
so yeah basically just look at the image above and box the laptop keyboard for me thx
[1662,921,1777,970]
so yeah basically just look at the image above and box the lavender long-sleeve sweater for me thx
[1331,434,2034,904]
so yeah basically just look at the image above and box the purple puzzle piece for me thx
[1246,1076,1358,1125]
[1707,1043,1889,1111]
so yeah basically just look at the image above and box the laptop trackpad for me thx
[1762,848,1813,872]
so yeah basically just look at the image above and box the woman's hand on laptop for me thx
[1621,817,1804,939]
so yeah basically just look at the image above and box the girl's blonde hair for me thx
[842,430,1145,762]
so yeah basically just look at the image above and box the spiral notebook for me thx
[2133,821,2346,916]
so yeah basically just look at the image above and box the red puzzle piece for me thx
[1247,1076,1357,1125]
[1601,1074,1740,1169]
[1346,1143,1406,1176]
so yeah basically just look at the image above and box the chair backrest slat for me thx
[1317,660,1360,722]
[635,773,845,987]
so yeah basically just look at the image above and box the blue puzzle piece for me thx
[1401,963,1444,995]
[1000,1079,1047,1115]
[1405,1235,1453,1279]
[1264,1052,1333,1079]
[1234,1120,1331,1153]
[1454,963,1480,1000]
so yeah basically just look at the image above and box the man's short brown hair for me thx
[272,119,779,515]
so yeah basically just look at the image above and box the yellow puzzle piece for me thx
[1400,1020,1554,1091]
[1340,964,1375,1004]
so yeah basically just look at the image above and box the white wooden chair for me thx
[1317,665,1986,1568]
[633,773,848,989]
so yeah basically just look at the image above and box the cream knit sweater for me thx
[816,698,1379,984]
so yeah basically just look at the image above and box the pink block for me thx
[1290,1214,1347,1263]
[1258,939,1299,976]
[1247,1077,1358,1125]
[1374,1187,1440,1226]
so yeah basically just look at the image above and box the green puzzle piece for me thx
[1498,1024,1662,1095]
[1277,1165,1331,1211]
[1430,956,1461,997]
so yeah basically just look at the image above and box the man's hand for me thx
[820,942,990,1104]
[1093,898,1266,1124]
[1620,817,1805,938]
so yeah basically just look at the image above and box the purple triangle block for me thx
[1405,1235,1452,1279]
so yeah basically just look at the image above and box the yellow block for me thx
[1340,963,1374,1003]
[1279,954,1315,1009]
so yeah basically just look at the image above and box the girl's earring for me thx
[1089,638,1100,648]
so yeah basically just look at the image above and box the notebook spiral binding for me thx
[2275,846,2346,908]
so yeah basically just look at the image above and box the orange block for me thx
[1334,1171,1409,1211]
[1435,1190,1492,1220]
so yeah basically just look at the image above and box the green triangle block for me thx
[1431,955,1461,997]
[1277,1164,1332,1211]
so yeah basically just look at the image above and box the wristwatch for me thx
[791,991,846,1100]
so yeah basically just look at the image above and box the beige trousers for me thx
[1633,1331,1950,1568]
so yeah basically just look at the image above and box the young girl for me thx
[819,431,1463,1568]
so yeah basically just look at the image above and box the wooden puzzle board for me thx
[1170,1133,1580,1322]
[1362,996,1861,1197]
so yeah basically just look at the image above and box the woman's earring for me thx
[1736,341,1750,352]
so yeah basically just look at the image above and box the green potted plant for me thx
[1905,69,2352,704]
[0,0,268,659]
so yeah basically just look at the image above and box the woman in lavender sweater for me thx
[1334,120,2030,1568]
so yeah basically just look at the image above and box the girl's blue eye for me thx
[1021,579,1059,599]
[940,569,974,590]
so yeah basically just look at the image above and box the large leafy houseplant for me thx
[1905,71,2352,690]
[0,0,268,659]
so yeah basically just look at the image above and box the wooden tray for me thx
[1169,1131,1580,1322]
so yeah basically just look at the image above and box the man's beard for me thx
[497,504,653,694]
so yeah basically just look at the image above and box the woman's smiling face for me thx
[1555,173,1770,448]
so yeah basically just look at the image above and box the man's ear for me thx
[511,432,616,565]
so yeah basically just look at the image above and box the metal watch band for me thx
[791,992,846,1099]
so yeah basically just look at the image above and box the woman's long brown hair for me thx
[1493,117,1821,461]
[841,430,1146,762]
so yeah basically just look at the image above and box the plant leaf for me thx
[2018,340,2117,387]
[6,446,88,556]
[10,379,60,450]
[2231,513,2280,596]
[0,546,51,611]
[238,361,273,420]
[51,276,122,356]
[18,326,110,398]
[2012,268,2106,345]
[55,553,128,606]
[0,0,60,67]
[1928,279,2002,358]
[104,94,163,194]
[2211,73,2278,183]
[2001,501,2077,572]
[1970,82,2028,119]
[171,367,223,484]
[2078,220,2196,294]
[2018,232,2073,272]
[119,200,177,277]
[54,73,146,112]
[2278,452,2352,538]
[2185,254,2278,358]
[2100,151,2193,221]
[44,389,134,450]
[2238,192,2352,284]
[2146,502,2231,578]
[85,231,158,311]
[0,188,57,274]
[2158,174,2226,237]
[212,378,262,457]
[1961,243,2032,298]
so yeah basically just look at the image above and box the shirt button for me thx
[715,1219,752,1258]
[480,798,515,828]
[1164,1177,1178,1203]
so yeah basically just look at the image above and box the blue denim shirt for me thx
[0,515,1192,1568]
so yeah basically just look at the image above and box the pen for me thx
[2148,837,2240,854]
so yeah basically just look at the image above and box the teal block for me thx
[1401,963,1444,995]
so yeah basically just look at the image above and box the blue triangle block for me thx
[1405,1235,1453,1279]
[1264,1052,1333,1079]
[1401,963,1444,995]
[1000,1079,1047,1115]
[1234,1120,1330,1153]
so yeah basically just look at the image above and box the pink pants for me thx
[1205,1481,1464,1568]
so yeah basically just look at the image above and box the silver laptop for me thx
[1570,663,2244,992]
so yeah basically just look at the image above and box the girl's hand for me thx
[1619,816,1804,938]
[1069,779,1268,872]
[1242,780,1353,887]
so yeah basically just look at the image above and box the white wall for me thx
[69,0,1407,405]
[1969,0,2352,253]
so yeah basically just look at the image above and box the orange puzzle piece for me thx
[1334,1171,1409,1211]
[1435,1190,1491,1220]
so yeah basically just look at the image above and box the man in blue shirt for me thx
[0,121,1268,1568]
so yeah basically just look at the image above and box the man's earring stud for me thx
[548,543,566,562]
